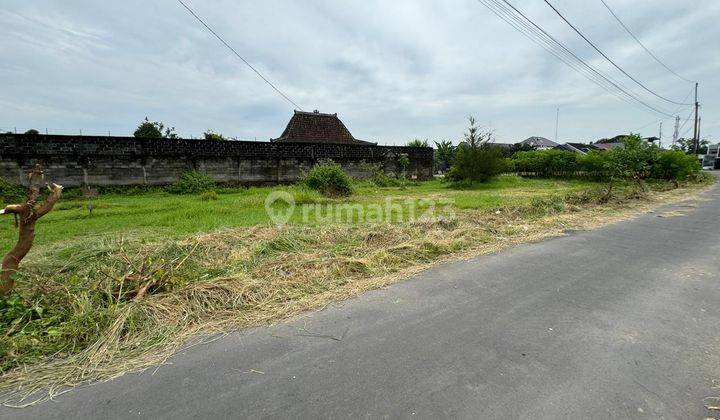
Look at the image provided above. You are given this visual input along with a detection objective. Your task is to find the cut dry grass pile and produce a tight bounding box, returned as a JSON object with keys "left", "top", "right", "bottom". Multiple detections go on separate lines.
{"left": 0, "top": 179, "right": 712, "bottom": 405}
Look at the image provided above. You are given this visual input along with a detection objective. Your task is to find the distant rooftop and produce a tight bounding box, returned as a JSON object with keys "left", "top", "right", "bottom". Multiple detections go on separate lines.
{"left": 272, "top": 110, "right": 375, "bottom": 145}
{"left": 518, "top": 136, "right": 558, "bottom": 148}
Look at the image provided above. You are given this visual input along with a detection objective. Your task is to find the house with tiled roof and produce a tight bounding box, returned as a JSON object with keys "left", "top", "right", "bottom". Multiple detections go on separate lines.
{"left": 272, "top": 110, "right": 376, "bottom": 145}
{"left": 554, "top": 142, "right": 601, "bottom": 154}
{"left": 517, "top": 136, "right": 558, "bottom": 150}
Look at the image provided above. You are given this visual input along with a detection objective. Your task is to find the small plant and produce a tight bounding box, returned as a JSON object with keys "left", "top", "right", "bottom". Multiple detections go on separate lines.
{"left": 360, "top": 161, "right": 399, "bottom": 187}
{"left": 434, "top": 140, "right": 456, "bottom": 173}
{"left": 398, "top": 153, "right": 410, "bottom": 178}
{"left": 134, "top": 117, "right": 178, "bottom": 139}
{"left": 304, "top": 159, "right": 353, "bottom": 197}
{"left": 169, "top": 171, "right": 216, "bottom": 194}
{"left": 406, "top": 139, "right": 429, "bottom": 147}
{"left": 199, "top": 190, "right": 219, "bottom": 201}
{"left": 203, "top": 130, "right": 226, "bottom": 141}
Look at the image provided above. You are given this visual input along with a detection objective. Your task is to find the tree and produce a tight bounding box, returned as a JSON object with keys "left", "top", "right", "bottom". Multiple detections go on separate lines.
{"left": 406, "top": 139, "right": 429, "bottom": 148}
{"left": 24, "top": 129, "right": 39, "bottom": 136}
{"left": 0, "top": 165, "right": 63, "bottom": 294}
{"left": 133, "top": 117, "right": 178, "bottom": 139}
{"left": 203, "top": 130, "right": 226, "bottom": 141}
{"left": 447, "top": 116, "right": 508, "bottom": 182}
{"left": 434, "top": 140, "right": 455, "bottom": 173}
{"left": 673, "top": 137, "right": 709, "bottom": 154}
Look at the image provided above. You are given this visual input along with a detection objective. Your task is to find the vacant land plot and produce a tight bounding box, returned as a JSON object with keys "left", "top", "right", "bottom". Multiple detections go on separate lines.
{"left": 0, "top": 176, "right": 711, "bottom": 404}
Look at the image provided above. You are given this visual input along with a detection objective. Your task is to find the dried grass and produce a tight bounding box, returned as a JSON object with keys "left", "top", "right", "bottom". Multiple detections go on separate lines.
{"left": 0, "top": 181, "right": 710, "bottom": 405}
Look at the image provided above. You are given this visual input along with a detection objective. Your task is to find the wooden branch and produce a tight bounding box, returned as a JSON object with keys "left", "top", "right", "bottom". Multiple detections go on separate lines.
{"left": 0, "top": 204, "right": 26, "bottom": 215}
{"left": 35, "top": 184, "right": 63, "bottom": 218}
{"left": 0, "top": 166, "right": 62, "bottom": 295}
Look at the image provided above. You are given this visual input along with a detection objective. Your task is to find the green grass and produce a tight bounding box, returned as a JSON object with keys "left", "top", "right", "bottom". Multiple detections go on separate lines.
{"left": 0, "top": 177, "right": 596, "bottom": 249}
{"left": 1, "top": 174, "right": 708, "bottom": 404}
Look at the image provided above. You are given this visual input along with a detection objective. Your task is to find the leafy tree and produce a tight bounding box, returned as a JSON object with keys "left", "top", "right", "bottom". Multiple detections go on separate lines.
{"left": 134, "top": 117, "right": 178, "bottom": 139}
{"left": 434, "top": 140, "right": 455, "bottom": 173}
{"left": 406, "top": 139, "right": 429, "bottom": 148}
{"left": 673, "top": 137, "right": 709, "bottom": 154}
{"left": 609, "top": 133, "right": 660, "bottom": 188}
{"left": 447, "top": 116, "right": 508, "bottom": 183}
{"left": 203, "top": 130, "right": 226, "bottom": 141}
{"left": 24, "top": 129, "right": 39, "bottom": 135}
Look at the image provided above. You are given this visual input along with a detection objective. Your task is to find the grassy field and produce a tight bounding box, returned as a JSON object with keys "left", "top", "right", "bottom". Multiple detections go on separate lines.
{"left": 0, "top": 175, "right": 711, "bottom": 404}
{"left": 0, "top": 176, "right": 596, "bottom": 248}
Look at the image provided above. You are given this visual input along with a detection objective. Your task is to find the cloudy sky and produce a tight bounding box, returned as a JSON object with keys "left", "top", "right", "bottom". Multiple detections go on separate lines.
{"left": 1, "top": 0, "right": 718, "bottom": 145}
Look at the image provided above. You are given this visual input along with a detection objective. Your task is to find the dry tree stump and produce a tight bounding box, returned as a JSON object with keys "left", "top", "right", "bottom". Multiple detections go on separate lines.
{"left": 0, "top": 164, "right": 63, "bottom": 295}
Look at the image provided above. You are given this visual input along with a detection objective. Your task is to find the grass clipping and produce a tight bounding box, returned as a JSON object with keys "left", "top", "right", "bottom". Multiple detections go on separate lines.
{"left": 0, "top": 181, "right": 710, "bottom": 405}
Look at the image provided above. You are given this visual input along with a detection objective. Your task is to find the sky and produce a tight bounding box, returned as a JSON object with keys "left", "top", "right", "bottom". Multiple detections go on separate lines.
{"left": 1, "top": 0, "right": 718, "bottom": 146}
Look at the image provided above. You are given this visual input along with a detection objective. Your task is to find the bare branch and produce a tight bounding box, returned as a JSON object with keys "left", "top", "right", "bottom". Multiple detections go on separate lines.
{"left": 35, "top": 183, "right": 63, "bottom": 218}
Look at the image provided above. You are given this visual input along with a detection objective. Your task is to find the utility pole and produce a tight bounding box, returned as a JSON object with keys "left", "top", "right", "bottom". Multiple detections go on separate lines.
{"left": 554, "top": 106, "right": 559, "bottom": 144}
{"left": 672, "top": 115, "right": 680, "bottom": 146}
{"left": 658, "top": 122, "right": 662, "bottom": 148}
{"left": 698, "top": 117, "right": 702, "bottom": 152}
{"left": 693, "top": 82, "right": 699, "bottom": 154}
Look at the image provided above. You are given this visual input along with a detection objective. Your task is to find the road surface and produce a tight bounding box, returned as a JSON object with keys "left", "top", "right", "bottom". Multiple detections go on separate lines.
{"left": 4, "top": 181, "right": 720, "bottom": 419}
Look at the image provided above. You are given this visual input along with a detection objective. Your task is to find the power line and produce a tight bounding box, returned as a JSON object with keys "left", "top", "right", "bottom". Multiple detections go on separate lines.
{"left": 629, "top": 86, "right": 694, "bottom": 133}
{"left": 481, "top": 0, "right": 634, "bottom": 109}
{"left": 599, "top": 0, "right": 695, "bottom": 84}
{"left": 542, "top": 0, "right": 692, "bottom": 106}
{"left": 177, "top": 0, "right": 303, "bottom": 110}
{"left": 479, "top": 0, "right": 675, "bottom": 118}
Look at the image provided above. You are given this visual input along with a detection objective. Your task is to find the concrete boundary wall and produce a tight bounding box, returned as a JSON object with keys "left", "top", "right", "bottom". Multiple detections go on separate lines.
{"left": 0, "top": 134, "right": 434, "bottom": 187}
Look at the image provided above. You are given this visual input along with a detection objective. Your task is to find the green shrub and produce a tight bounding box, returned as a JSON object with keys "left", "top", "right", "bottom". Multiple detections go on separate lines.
{"left": 447, "top": 117, "right": 508, "bottom": 183}
{"left": 577, "top": 150, "right": 613, "bottom": 180}
{"left": 0, "top": 178, "right": 27, "bottom": 204}
{"left": 134, "top": 117, "right": 178, "bottom": 139}
{"left": 203, "top": 130, "right": 226, "bottom": 141}
{"left": 168, "top": 171, "right": 216, "bottom": 194}
{"left": 652, "top": 149, "right": 700, "bottom": 182}
{"left": 608, "top": 134, "right": 660, "bottom": 182}
{"left": 406, "top": 139, "right": 429, "bottom": 147}
{"left": 304, "top": 160, "right": 353, "bottom": 197}
{"left": 512, "top": 149, "right": 578, "bottom": 177}
{"left": 199, "top": 190, "right": 219, "bottom": 201}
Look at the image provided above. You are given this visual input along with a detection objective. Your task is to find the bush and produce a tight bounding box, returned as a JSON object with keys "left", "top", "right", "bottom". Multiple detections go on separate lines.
{"left": 304, "top": 160, "right": 353, "bottom": 197}
{"left": 512, "top": 149, "right": 578, "bottom": 177}
{"left": 447, "top": 117, "right": 509, "bottom": 183}
{"left": 168, "top": 171, "right": 216, "bottom": 194}
{"left": 406, "top": 139, "right": 429, "bottom": 147}
{"left": 577, "top": 150, "right": 613, "bottom": 180}
{"left": 0, "top": 178, "right": 27, "bottom": 204}
{"left": 203, "top": 130, "right": 226, "bottom": 141}
{"left": 608, "top": 133, "right": 660, "bottom": 183}
{"left": 652, "top": 150, "right": 700, "bottom": 182}
{"left": 134, "top": 117, "right": 178, "bottom": 139}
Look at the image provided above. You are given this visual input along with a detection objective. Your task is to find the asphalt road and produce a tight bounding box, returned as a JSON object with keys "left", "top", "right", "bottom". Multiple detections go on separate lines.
{"left": 4, "top": 181, "right": 720, "bottom": 419}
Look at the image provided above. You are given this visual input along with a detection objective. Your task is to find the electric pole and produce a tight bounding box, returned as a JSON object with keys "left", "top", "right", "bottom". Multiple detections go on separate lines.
{"left": 658, "top": 122, "right": 662, "bottom": 148}
{"left": 554, "top": 106, "right": 559, "bottom": 144}
{"left": 672, "top": 115, "right": 679, "bottom": 146}
{"left": 693, "top": 82, "right": 699, "bottom": 154}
